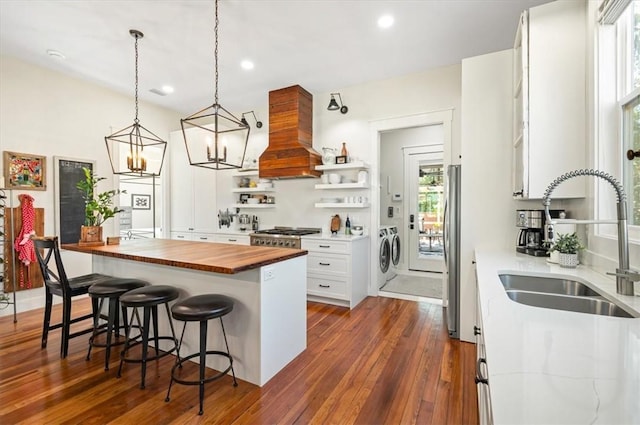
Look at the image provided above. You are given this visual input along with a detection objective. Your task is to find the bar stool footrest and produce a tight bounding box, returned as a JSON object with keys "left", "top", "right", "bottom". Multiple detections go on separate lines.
{"left": 120, "top": 336, "right": 177, "bottom": 364}
{"left": 170, "top": 351, "right": 234, "bottom": 386}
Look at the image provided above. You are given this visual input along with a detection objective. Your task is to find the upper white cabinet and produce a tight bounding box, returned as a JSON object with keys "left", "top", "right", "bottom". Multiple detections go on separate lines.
{"left": 169, "top": 130, "right": 218, "bottom": 234}
{"left": 512, "top": 1, "right": 586, "bottom": 199}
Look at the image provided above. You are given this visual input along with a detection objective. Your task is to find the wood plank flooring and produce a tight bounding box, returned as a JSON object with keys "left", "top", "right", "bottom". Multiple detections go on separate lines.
{"left": 0, "top": 296, "right": 478, "bottom": 424}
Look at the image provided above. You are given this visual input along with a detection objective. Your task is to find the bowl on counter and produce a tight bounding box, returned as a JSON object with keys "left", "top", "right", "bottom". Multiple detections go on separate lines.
{"left": 351, "top": 228, "right": 363, "bottom": 236}
{"left": 328, "top": 173, "right": 342, "bottom": 184}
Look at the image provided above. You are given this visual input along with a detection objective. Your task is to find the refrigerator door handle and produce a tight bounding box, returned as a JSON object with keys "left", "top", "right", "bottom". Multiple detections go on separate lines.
{"left": 443, "top": 198, "right": 448, "bottom": 264}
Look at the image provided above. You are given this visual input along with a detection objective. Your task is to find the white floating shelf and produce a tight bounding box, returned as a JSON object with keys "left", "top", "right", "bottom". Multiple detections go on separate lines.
{"left": 231, "top": 187, "right": 275, "bottom": 193}
{"left": 231, "top": 203, "right": 275, "bottom": 209}
{"left": 314, "top": 202, "right": 370, "bottom": 209}
{"left": 314, "top": 182, "right": 369, "bottom": 190}
{"left": 315, "top": 161, "right": 369, "bottom": 171}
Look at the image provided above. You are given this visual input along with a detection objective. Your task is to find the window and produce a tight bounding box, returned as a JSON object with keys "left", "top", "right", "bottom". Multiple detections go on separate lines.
{"left": 596, "top": 0, "right": 640, "bottom": 241}
{"left": 618, "top": 2, "right": 640, "bottom": 225}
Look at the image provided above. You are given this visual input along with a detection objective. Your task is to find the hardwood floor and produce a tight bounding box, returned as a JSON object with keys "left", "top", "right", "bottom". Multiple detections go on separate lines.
{"left": 0, "top": 296, "right": 478, "bottom": 424}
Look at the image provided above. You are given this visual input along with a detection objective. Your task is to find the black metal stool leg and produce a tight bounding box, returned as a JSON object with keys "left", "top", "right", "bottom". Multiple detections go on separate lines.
{"left": 140, "top": 306, "right": 151, "bottom": 389}
{"left": 198, "top": 319, "right": 208, "bottom": 415}
{"left": 219, "top": 317, "right": 238, "bottom": 386}
{"left": 118, "top": 306, "right": 142, "bottom": 378}
{"left": 86, "top": 297, "right": 104, "bottom": 361}
{"left": 103, "top": 296, "right": 118, "bottom": 370}
{"left": 165, "top": 322, "right": 188, "bottom": 403}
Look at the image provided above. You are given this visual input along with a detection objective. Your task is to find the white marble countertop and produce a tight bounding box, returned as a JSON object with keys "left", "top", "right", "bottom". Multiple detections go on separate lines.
{"left": 475, "top": 249, "right": 640, "bottom": 425}
{"left": 301, "top": 233, "right": 369, "bottom": 242}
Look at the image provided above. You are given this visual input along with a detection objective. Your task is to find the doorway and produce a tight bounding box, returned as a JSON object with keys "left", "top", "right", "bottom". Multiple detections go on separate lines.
{"left": 370, "top": 110, "right": 453, "bottom": 301}
{"left": 405, "top": 148, "right": 445, "bottom": 273}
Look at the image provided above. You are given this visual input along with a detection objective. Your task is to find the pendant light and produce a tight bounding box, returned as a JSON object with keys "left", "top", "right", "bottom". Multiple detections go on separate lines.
{"left": 105, "top": 30, "right": 167, "bottom": 177}
{"left": 181, "top": 0, "right": 250, "bottom": 170}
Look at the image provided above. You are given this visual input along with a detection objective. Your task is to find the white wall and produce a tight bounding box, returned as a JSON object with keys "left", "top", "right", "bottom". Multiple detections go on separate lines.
{"left": 214, "top": 66, "right": 461, "bottom": 247}
{"left": 0, "top": 55, "right": 181, "bottom": 314}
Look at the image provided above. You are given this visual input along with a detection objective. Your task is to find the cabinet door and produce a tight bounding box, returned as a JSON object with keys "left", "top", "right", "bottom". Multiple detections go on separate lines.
{"left": 193, "top": 166, "right": 217, "bottom": 233}
{"left": 527, "top": 0, "right": 585, "bottom": 199}
{"left": 169, "top": 131, "right": 194, "bottom": 232}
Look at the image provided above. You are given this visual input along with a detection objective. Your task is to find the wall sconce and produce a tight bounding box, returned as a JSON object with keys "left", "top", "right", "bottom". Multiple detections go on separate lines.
{"left": 241, "top": 111, "right": 263, "bottom": 128}
{"left": 327, "top": 93, "right": 348, "bottom": 114}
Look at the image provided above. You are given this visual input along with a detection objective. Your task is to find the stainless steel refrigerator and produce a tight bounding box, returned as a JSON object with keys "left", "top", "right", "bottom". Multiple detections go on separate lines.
{"left": 443, "top": 164, "right": 461, "bottom": 339}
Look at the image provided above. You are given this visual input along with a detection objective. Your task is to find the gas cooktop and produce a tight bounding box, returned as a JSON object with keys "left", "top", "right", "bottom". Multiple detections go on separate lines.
{"left": 252, "top": 227, "right": 321, "bottom": 236}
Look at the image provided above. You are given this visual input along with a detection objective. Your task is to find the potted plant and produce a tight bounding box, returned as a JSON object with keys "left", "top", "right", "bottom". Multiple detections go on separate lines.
{"left": 548, "top": 232, "right": 583, "bottom": 268}
{"left": 76, "top": 167, "right": 125, "bottom": 245}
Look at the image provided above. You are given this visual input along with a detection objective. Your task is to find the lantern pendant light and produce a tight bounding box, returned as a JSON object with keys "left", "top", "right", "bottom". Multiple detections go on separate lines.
{"left": 181, "top": 0, "right": 250, "bottom": 170}
{"left": 105, "top": 29, "right": 167, "bottom": 177}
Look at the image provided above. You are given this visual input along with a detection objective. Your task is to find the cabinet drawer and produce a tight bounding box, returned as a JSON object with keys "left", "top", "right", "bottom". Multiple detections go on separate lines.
{"left": 302, "top": 239, "right": 349, "bottom": 254}
{"left": 307, "top": 276, "right": 348, "bottom": 299}
{"left": 307, "top": 253, "right": 348, "bottom": 275}
{"left": 170, "top": 232, "right": 193, "bottom": 241}
{"left": 213, "top": 234, "right": 250, "bottom": 245}
{"left": 193, "top": 233, "right": 216, "bottom": 243}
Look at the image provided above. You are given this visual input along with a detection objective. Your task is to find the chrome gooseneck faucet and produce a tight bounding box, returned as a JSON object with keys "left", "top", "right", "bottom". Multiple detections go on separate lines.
{"left": 542, "top": 169, "right": 638, "bottom": 296}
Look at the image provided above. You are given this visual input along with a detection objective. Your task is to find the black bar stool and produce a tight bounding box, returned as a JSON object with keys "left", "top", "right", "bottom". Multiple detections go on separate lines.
{"left": 165, "top": 294, "right": 237, "bottom": 415}
{"left": 86, "top": 278, "right": 150, "bottom": 370}
{"left": 33, "top": 236, "right": 131, "bottom": 359}
{"left": 117, "top": 285, "right": 179, "bottom": 389}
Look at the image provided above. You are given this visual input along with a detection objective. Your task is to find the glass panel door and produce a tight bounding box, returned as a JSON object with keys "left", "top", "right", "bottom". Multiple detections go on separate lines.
{"left": 407, "top": 152, "right": 444, "bottom": 272}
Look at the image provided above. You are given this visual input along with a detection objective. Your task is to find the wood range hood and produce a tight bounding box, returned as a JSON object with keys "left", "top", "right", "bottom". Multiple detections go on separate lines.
{"left": 259, "top": 85, "right": 322, "bottom": 179}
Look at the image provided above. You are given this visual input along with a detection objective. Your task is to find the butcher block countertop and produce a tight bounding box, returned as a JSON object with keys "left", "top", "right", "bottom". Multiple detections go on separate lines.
{"left": 62, "top": 238, "right": 308, "bottom": 274}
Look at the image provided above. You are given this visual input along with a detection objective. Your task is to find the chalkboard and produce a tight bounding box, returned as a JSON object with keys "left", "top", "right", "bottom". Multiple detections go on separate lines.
{"left": 54, "top": 157, "right": 95, "bottom": 244}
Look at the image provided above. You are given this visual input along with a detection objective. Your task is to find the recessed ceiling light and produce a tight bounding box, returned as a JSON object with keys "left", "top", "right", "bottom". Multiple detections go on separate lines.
{"left": 377, "top": 15, "right": 394, "bottom": 29}
{"left": 241, "top": 60, "right": 254, "bottom": 70}
{"left": 46, "top": 49, "right": 66, "bottom": 59}
{"left": 161, "top": 85, "right": 174, "bottom": 94}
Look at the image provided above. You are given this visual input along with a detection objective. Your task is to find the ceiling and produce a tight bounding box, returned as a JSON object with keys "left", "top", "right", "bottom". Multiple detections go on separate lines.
{"left": 0, "top": 0, "right": 553, "bottom": 115}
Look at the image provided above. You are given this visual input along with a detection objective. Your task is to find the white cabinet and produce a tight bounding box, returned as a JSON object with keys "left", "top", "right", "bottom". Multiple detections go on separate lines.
{"left": 314, "top": 162, "right": 370, "bottom": 208}
{"left": 169, "top": 130, "right": 218, "bottom": 234}
{"left": 213, "top": 233, "right": 250, "bottom": 245}
{"left": 302, "top": 236, "right": 369, "bottom": 309}
{"left": 512, "top": 1, "right": 586, "bottom": 199}
{"left": 475, "top": 264, "right": 493, "bottom": 425}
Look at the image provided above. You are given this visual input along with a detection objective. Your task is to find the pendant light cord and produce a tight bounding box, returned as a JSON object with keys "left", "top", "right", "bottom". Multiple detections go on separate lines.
{"left": 214, "top": 0, "right": 219, "bottom": 105}
{"left": 134, "top": 32, "right": 139, "bottom": 123}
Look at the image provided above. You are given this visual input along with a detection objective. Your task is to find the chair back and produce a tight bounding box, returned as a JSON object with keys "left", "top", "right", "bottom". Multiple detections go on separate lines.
{"left": 33, "top": 236, "right": 71, "bottom": 296}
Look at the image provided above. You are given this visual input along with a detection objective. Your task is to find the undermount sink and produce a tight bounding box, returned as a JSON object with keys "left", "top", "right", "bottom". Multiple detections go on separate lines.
{"left": 499, "top": 273, "right": 600, "bottom": 296}
{"left": 499, "top": 273, "right": 637, "bottom": 318}
{"left": 504, "top": 290, "right": 635, "bottom": 318}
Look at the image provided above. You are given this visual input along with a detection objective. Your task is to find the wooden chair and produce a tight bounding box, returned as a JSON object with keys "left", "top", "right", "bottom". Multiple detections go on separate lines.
{"left": 33, "top": 236, "right": 117, "bottom": 358}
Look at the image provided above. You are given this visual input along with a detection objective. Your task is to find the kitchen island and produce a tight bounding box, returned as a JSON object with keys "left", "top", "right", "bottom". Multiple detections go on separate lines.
{"left": 475, "top": 250, "right": 640, "bottom": 424}
{"left": 63, "top": 238, "right": 308, "bottom": 386}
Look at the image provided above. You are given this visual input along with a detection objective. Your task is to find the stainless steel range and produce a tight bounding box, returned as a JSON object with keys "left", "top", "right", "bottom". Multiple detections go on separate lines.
{"left": 250, "top": 227, "right": 320, "bottom": 249}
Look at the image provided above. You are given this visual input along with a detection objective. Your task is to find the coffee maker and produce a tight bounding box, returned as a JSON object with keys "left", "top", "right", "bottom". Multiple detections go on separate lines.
{"left": 516, "top": 209, "right": 564, "bottom": 256}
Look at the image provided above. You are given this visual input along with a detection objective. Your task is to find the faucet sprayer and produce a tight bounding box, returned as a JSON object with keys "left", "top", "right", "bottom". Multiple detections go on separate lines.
{"left": 542, "top": 169, "right": 637, "bottom": 296}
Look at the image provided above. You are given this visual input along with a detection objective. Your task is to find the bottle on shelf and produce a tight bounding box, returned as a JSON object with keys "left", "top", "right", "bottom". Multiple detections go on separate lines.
{"left": 345, "top": 215, "right": 351, "bottom": 235}
{"left": 341, "top": 142, "right": 348, "bottom": 158}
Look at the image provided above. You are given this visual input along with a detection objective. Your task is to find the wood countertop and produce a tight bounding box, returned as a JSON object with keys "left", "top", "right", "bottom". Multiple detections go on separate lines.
{"left": 62, "top": 238, "right": 308, "bottom": 275}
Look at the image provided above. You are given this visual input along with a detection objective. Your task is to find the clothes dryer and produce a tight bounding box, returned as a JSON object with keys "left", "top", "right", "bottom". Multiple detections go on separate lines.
{"left": 377, "top": 227, "right": 391, "bottom": 288}
{"left": 387, "top": 226, "right": 400, "bottom": 281}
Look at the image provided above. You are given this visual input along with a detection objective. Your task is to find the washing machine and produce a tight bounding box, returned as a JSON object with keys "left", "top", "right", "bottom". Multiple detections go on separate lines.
{"left": 387, "top": 226, "right": 400, "bottom": 281}
{"left": 378, "top": 227, "right": 391, "bottom": 288}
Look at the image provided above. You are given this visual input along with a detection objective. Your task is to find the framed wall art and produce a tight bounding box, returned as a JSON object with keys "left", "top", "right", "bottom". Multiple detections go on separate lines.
{"left": 132, "top": 193, "right": 151, "bottom": 210}
{"left": 3, "top": 151, "right": 46, "bottom": 190}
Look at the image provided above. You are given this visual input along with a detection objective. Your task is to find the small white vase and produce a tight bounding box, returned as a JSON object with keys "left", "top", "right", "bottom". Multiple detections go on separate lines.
{"left": 558, "top": 252, "right": 579, "bottom": 268}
